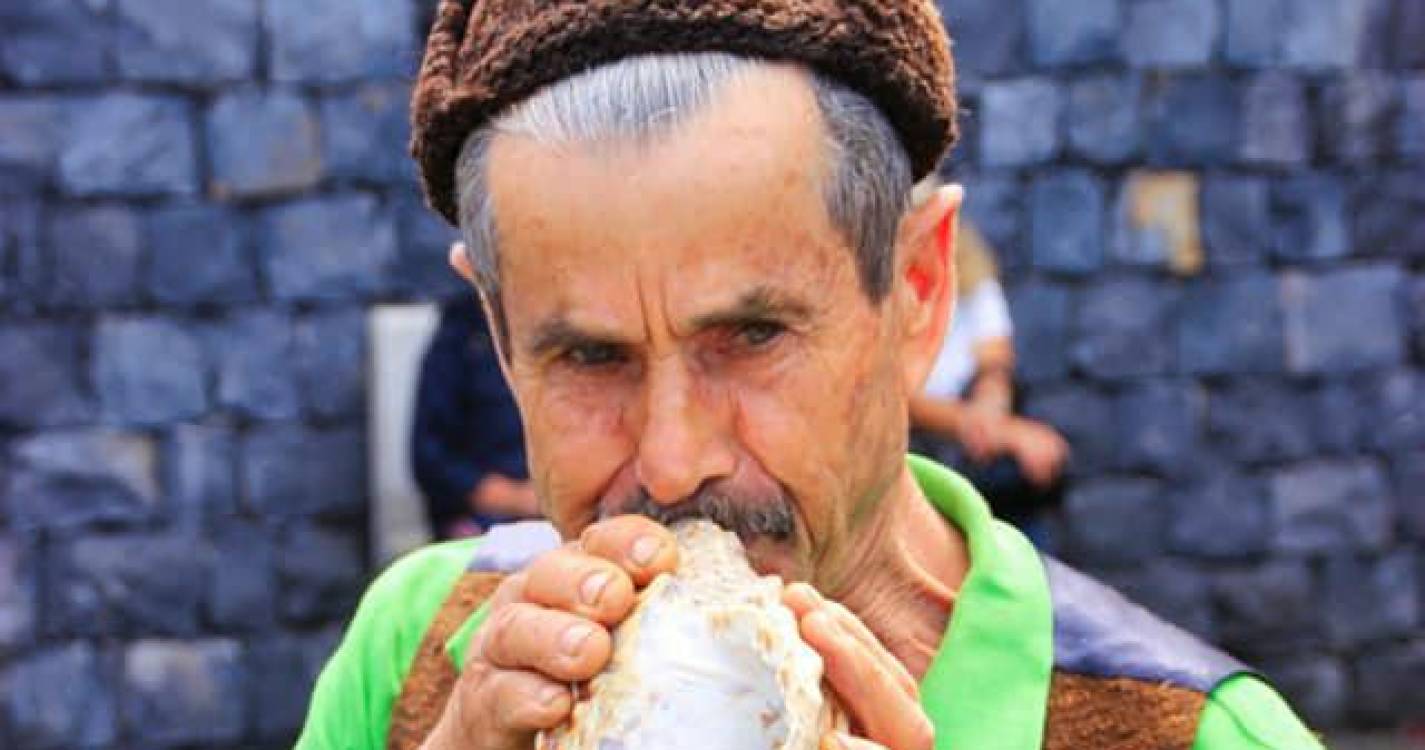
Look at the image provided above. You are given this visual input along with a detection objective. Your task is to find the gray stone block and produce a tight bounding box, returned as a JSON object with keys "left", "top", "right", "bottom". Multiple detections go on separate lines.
{"left": 1401, "top": 78, "right": 1425, "bottom": 160}
{"left": 1320, "top": 74, "right": 1398, "bottom": 165}
{"left": 980, "top": 79, "right": 1061, "bottom": 168}
{"left": 1123, "top": 0, "right": 1219, "bottom": 69}
{"left": 1352, "top": 171, "right": 1425, "bottom": 260}
{"left": 49, "top": 534, "right": 206, "bottom": 637}
{"left": 934, "top": 0, "right": 1024, "bottom": 82}
{"left": 1066, "top": 75, "right": 1141, "bottom": 164}
{"left": 1027, "top": 0, "right": 1119, "bottom": 67}
{"left": 1006, "top": 280, "right": 1069, "bottom": 383}
{"left": 94, "top": 316, "right": 209, "bottom": 425}
{"left": 122, "top": 639, "right": 245, "bottom": 746}
{"left": 4, "top": 429, "right": 159, "bottom": 532}
{"left": 164, "top": 424, "right": 237, "bottom": 524}
{"left": 264, "top": 0, "right": 416, "bottom": 83}
{"left": 0, "top": 201, "right": 43, "bottom": 310}
{"left": 1205, "top": 380, "right": 1313, "bottom": 465}
{"left": 249, "top": 628, "right": 339, "bottom": 739}
{"left": 1223, "top": 0, "right": 1282, "bottom": 67}
{"left": 0, "top": 0, "right": 113, "bottom": 85}
{"left": 392, "top": 191, "right": 468, "bottom": 299}
{"left": 44, "top": 204, "right": 144, "bottom": 309}
{"left": 277, "top": 524, "right": 364, "bottom": 623}
{"left": 1398, "top": 1, "right": 1425, "bottom": 68}
{"left": 1323, "top": 552, "right": 1418, "bottom": 649}
{"left": 1280, "top": 0, "right": 1368, "bottom": 71}
{"left": 240, "top": 425, "right": 365, "bottom": 519}
{"left": 1214, "top": 561, "right": 1319, "bottom": 656}
{"left": 4, "top": 643, "right": 117, "bottom": 749}
{"left": 958, "top": 174, "right": 1025, "bottom": 271}
{"left": 145, "top": 204, "right": 258, "bottom": 305}
{"left": 0, "top": 538, "right": 35, "bottom": 656}
{"left": 1410, "top": 274, "right": 1425, "bottom": 361}
{"left": 1200, "top": 175, "right": 1272, "bottom": 267}
{"left": 1113, "top": 381, "right": 1201, "bottom": 477}
{"left": 1167, "top": 471, "right": 1270, "bottom": 560}
{"left": 1178, "top": 274, "right": 1284, "bottom": 374}
{"left": 1030, "top": 170, "right": 1104, "bottom": 275}
{"left": 1100, "top": 560, "right": 1214, "bottom": 641}
{"left": 207, "top": 89, "right": 322, "bottom": 200}
{"left": 321, "top": 83, "right": 414, "bottom": 184}
{"left": 1072, "top": 278, "right": 1174, "bottom": 379}
{"left": 1021, "top": 385, "right": 1115, "bottom": 475}
{"left": 58, "top": 94, "right": 197, "bottom": 197}
{"left": 1257, "top": 655, "right": 1347, "bottom": 728}
{"left": 1240, "top": 73, "right": 1310, "bottom": 168}
{"left": 258, "top": 194, "right": 397, "bottom": 301}
{"left": 1352, "top": 640, "right": 1425, "bottom": 726}
{"left": 1369, "top": 370, "right": 1425, "bottom": 453}
{"left": 1271, "top": 460, "right": 1393, "bottom": 554}
{"left": 209, "top": 520, "right": 274, "bottom": 630}
{"left": 1272, "top": 174, "right": 1348, "bottom": 263}
{"left": 1062, "top": 478, "right": 1165, "bottom": 566}
{"left": 1281, "top": 267, "right": 1404, "bottom": 374}
{"left": 1144, "top": 76, "right": 1238, "bottom": 166}
{"left": 295, "top": 308, "right": 367, "bottom": 420}
{"left": 0, "top": 323, "right": 93, "bottom": 429}
{"left": 116, "top": 0, "right": 258, "bottom": 83}
{"left": 0, "top": 98, "right": 69, "bottom": 194}
{"left": 1311, "top": 381, "right": 1368, "bottom": 456}
{"left": 204, "top": 310, "right": 301, "bottom": 421}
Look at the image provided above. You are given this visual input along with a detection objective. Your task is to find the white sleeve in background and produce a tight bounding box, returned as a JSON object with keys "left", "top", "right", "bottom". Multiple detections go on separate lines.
{"left": 921, "top": 280, "right": 1014, "bottom": 399}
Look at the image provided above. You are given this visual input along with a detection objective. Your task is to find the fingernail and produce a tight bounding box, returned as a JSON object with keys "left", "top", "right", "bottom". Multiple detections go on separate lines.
{"left": 539, "top": 684, "right": 566, "bottom": 706}
{"left": 561, "top": 624, "right": 594, "bottom": 656}
{"left": 580, "top": 571, "right": 611, "bottom": 606}
{"left": 630, "top": 535, "right": 661, "bottom": 567}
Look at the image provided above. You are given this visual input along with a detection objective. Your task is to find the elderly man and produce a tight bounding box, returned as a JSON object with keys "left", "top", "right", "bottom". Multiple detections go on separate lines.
{"left": 299, "top": 2, "right": 1320, "bottom": 749}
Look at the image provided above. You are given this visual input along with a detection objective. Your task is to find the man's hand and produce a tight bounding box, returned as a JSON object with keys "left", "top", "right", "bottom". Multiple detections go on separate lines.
{"left": 470, "top": 473, "right": 542, "bottom": 518}
{"left": 1003, "top": 418, "right": 1069, "bottom": 489}
{"left": 783, "top": 584, "right": 934, "bottom": 750}
{"left": 955, "top": 404, "right": 1010, "bottom": 465}
{"left": 419, "top": 516, "right": 679, "bottom": 750}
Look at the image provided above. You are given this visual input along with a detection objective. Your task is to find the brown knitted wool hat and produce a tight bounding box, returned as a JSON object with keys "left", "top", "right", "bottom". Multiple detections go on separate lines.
{"left": 411, "top": 0, "right": 958, "bottom": 225}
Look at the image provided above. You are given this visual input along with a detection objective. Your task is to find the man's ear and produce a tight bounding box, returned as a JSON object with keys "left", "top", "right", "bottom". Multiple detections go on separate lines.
{"left": 897, "top": 184, "right": 963, "bottom": 394}
{"left": 450, "top": 242, "right": 517, "bottom": 383}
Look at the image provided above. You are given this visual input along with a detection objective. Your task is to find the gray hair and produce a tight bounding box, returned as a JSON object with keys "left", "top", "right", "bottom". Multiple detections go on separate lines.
{"left": 454, "top": 53, "right": 913, "bottom": 334}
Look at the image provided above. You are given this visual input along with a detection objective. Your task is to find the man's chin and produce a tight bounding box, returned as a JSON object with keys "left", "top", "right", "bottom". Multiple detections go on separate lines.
{"left": 742, "top": 536, "right": 802, "bottom": 582}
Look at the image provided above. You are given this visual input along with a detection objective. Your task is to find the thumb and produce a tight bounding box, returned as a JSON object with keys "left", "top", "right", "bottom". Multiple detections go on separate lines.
{"left": 822, "top": 731, "right": 889, "bottom": 750}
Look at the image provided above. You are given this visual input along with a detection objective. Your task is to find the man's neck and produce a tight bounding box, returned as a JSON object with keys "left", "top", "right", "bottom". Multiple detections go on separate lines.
{"left": 828, "top": 468, "right": 969, "bottom": 680}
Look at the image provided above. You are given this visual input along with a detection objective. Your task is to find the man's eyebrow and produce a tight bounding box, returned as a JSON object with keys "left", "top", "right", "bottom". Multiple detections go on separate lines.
{"left": 525, "top": 318, "right": 606, "bottom": 358}
{"left": 689, "top": 286, "right": 814, "bottom": 330}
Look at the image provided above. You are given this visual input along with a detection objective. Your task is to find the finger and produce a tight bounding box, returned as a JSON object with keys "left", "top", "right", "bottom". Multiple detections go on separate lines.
{"left": 579, "top": 515, "right": 679, "bottom": 586}
{"left": 474, "top": 667, "right": 573, "bottom": 735}
{"left": 523, "top": 546, "right": 637, "bottom": 625}
{"left": 480, "top": 602, "right": 611, "bottom": 682}
{"left": 817, "top": 600, "right": 919, "bottom": 698}
{"left": 803, "top": 610, "right": 933, "bottom": 750}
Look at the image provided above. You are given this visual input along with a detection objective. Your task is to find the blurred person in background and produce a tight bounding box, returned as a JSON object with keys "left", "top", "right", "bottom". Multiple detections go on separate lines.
{"left": 412, "top": 291, "right": 539, "bottom": 539}
{"left": 909, "top": 213, "right": 1068, "bottom": 546}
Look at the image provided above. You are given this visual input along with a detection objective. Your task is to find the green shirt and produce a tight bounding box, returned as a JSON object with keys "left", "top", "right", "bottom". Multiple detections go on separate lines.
{"left": 297, "top": 456, "right": 1321, "bottom": 750}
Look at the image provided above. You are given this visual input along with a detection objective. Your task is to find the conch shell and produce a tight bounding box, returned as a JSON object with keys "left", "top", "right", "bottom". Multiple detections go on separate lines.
{"left": 539, "top": 520, "right": 835, "bottom": 750}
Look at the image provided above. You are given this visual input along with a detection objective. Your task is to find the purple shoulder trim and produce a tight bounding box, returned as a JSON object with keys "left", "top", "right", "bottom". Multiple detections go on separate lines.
{"left": 467, "top": 521, "right": 562, "bottom": 573}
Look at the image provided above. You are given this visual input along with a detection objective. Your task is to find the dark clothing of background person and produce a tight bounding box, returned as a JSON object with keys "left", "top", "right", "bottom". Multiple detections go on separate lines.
{"left": 411, "top": 295, "right": 531, "bottom": 538}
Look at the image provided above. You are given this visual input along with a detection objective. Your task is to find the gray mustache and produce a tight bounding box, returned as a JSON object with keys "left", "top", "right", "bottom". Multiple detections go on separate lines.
{"left": 611, "top": 485, "right": 796, "bottom": 542}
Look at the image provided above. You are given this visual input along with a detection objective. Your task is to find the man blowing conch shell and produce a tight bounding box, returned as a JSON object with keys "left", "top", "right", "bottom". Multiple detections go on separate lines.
{"left": 297, "top": 1, "right": 1322, "bottom": 748}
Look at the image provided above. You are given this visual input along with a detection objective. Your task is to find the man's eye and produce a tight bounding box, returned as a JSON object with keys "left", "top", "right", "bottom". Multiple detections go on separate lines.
{"left": 565, "top": 342, "right": 624, "bottom": 367}
{"left": 736, "top": 321, "right": 785, "bottom": 347}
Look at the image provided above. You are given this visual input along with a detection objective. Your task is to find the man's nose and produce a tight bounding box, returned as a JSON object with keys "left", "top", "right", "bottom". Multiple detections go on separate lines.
{"left": 634, "top": 359, "right": 735, "bottom": 504}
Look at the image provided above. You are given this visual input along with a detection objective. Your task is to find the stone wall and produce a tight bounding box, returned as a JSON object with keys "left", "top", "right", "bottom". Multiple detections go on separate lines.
{"left": 942, "top": 0, "right": 1425, "bottom": 729}
{"left": 0, "top": 1, "right": 460, "bottom": 747}
{"left": 0, "top": 0, "right": 1421, "bottom": 747}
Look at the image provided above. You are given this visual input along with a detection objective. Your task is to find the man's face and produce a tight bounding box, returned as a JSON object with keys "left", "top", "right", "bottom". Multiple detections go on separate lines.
{"left": 482, "top": 67, "right": 925, "bottom": 590}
